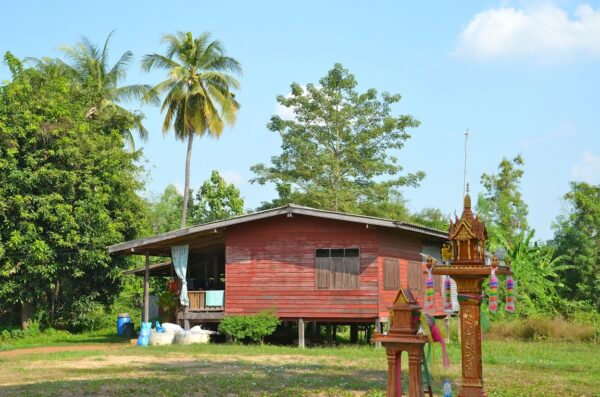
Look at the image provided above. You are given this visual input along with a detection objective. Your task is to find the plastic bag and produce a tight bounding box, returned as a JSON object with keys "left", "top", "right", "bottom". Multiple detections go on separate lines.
{"left": 155, "top": 320, "right": 165, "bottom": 333}
{"left": 137, "top": 321, "right": 152, "bottom": 346}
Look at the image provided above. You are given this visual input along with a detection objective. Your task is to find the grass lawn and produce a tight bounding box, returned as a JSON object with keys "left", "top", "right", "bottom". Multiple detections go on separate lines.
{"left": 0, "top": 338, "right": 599, "bottom": 396}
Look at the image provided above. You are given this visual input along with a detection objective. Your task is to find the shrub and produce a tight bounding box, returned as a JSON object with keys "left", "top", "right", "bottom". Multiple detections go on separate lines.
{"left": 219, "top": 309, "right": 281, "bottom": 344}
{"left": 64, "top": 299, "right": 112, "bottom": 332}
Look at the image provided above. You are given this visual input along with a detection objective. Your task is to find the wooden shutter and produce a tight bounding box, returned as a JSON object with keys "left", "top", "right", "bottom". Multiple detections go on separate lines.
{"left": 408, "top": 261, "right": 423, "bottom": 294}
{"left": 344, "top": 249, "right": 360, "bottom": 289}
{"left": 330, "top": 249, "right": 345, "bottom": 289}
{"left": 383, "top": 258, "right": 400, "bottom": 290}
{"left": 316, "top": 249, "right": 330, "bottom": 289}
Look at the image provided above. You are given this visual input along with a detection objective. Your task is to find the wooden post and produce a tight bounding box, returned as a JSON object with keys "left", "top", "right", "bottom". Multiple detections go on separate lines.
{"left": 374, "top": 318, "right": 382, "bottom": 348}
{"left": 350, "top": 324, "right": 358, "bottom": 344}
{"left": 325, "top": 323, "right": 333, "bottom": 344}
{"left": 444, "top": 315, "right": 451, "bottom": 343}
{"left": 143, "top": 253, "right": 150, "bottom": 323}
{"left": 408, "top": 348, "right": 425, "bottom": 397}
{"left": 311, "top": 321, "right": 317, "bottom": 336}
{"left": 332, "top": 324, "right": 337, "bottom": 344}
{"left": 183, "top": 306, "right": 190, "bottom": 330}
{"left": 298, "top": 318, "right": 305, "bottom": 348}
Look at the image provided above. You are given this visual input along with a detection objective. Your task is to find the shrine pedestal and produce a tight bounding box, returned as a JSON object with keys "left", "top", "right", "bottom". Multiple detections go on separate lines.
{"left": 373, "top": 335, "right": 428, "bottom": 397}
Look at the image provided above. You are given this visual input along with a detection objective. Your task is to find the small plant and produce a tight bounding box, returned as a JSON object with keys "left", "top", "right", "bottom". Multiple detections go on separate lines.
{"left": 219, "top": 308, "right": 280, "bottom": 344}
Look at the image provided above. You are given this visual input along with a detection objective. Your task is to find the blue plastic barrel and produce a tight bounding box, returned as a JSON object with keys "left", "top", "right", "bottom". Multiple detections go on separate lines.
{"left": 117, "top": 313, "right": 131, "bottom": 336}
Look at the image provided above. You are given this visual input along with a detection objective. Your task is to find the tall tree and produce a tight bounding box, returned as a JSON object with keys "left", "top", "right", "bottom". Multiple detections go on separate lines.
{"left": 0, "top": 53, "right": 145, "bottom": 329}
{"left": 29, "top": 32, "right": 154, "bottom": 150}
{"left": 251, "top": 64, "right": 424, "bottom": 213}
{"left": 191, "top": 170, "right": 244, "bottom": 223}
{"left": 411, "top": 207, "right": 450, "bottom": 231}
{"left": 477, "top": 155, "right": 529, "bottom": 247}
{"left": 142, "top": 32, "right": 242, "bottom": 228}
{"left": 146, "top": 184, "right": 184, "bottom": 234}
{"left": 552, "top": 182, "right": 600, "bottom": 311}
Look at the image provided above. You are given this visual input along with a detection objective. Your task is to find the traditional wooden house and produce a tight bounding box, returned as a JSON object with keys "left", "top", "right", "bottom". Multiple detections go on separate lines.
{"left": 109, "top": 204, "right": 447, "bottom": 345}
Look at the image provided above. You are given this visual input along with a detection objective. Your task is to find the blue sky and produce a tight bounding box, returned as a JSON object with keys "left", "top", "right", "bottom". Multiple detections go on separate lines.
{"left": 1, "top": 1, "right": 599, "bottom": 240}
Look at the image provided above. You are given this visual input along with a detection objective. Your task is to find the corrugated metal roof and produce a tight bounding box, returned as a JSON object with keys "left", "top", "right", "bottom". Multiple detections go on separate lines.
{"left": 108, "top": 203, "right": 448, "bottom": 256}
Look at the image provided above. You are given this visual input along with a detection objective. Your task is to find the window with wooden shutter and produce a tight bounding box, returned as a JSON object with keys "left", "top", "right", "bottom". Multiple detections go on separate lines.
{"left": 383, "top": 258, "right": 400, "bottom": 290}
{"left": 316, "top": 249, "right": 330, "bottom": 289}
{"left": 315, "top": 248, "right": 360, "bottom": 289}
{"left": 408, "top": 261, "right": 423, "bottom": 295}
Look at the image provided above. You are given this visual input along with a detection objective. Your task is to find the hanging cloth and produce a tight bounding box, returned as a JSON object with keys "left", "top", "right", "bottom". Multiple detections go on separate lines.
{"left": 489, "top": 267, "right": 498, "bottom": 313}
{"left": 171, "top": 244, "right": 190, "bottom": 306}
{"left": 505, "top": 275, "right": 516, "bottom": 313}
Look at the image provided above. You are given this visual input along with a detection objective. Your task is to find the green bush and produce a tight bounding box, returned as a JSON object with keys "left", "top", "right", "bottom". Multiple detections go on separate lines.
{"left": 0, "top": 321, "right": 42, "bottom": 342}
{"left": 64, "top": 299, "right": 112, "bottom": 332}
{"left": 219, "top": 309, "right": 281, "bottom": 344}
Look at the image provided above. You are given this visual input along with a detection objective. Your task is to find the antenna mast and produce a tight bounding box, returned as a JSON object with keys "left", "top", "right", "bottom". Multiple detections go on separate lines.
{"left": 463, "top": 129, "right": 469, "bottom": 198}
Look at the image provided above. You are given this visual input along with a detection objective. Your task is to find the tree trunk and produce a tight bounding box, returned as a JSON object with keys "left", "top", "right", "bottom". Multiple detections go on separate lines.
{"left": 21, "top": 301, "right": 34, "bottom": 330}
{"left": 51, "top": 277, "right": 60, "bottom": 326}
{"left": 181, "top": 132, "right": 194, "bottom": 228}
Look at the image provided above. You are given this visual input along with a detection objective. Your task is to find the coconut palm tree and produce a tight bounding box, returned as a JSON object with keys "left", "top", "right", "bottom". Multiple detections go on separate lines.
{"left": 142, "top": 31, "right": 241, "bottom": 228}
{"left": 29, "top": 32, "right": 155, "bottom": 150}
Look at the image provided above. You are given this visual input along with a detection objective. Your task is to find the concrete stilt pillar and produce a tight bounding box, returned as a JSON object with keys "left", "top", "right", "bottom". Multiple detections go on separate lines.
{"left": 298, "top": 318, "right": 305, "bottom": 348}
{"left": 374, "top": 317, "right": 382, "bottom": 348}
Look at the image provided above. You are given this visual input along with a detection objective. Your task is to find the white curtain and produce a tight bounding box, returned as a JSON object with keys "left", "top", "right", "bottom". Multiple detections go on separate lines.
{"left": 171, "top": 244, "right": 189, "bottom": 306}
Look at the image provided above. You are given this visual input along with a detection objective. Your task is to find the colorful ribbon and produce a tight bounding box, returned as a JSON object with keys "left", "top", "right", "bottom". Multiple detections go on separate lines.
{"left": 424, "top": 265, "right": 435, "bottom": 313}
{"left": 489, "top": 267, "right": 498, "bottom": 313}
{"left": 506, "top": 275, "right": 516, "bottom": 313}
{"left": 443, "top": 276, "right": 453, "bottom": 312}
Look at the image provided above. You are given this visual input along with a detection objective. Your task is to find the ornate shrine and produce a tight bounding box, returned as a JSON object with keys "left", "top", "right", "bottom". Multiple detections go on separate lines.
{"left": 432, "top": 193, "right": 512, "bottom": 397}
{"left": 373, "top": 288, "right": 428, "bottom": 397}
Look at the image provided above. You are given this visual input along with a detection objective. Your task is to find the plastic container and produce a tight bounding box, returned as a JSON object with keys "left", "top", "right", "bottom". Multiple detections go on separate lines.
{"left": 150, "top": 330, "right": 175, "bottom": 346}
{"left": 443, "top": 379, "right": 452, "bottom": 397}
{"left": 117, "top": 313, "right": 131, "bottom": 337}
{"left": 122, "top": 322, "right": 134, "bottom": 339}
{"left": 174, "top": 331, "right": 210, "bottom": 345}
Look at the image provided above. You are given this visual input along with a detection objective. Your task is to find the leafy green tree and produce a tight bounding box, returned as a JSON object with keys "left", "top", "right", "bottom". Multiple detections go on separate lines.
{"left": 142, "top": 32, "right": 242, "bottom": 228}
{"left": 28, "top": 32, "right": 154, "bottom": 150}
{"left": 552, "top": 182, "right": 600, "bottom": 311}
{"left": 411, "top": 207, "right": 450, "bottom": 231}
{"left": 191, "top": 170, "right": 244, "bottom": 223}
{"left": 477, "top": 155, "right": 529, "bottom": 247}
{"left": 251, "top": 63, "right": 424, "bottom": 213}
{"left": 147, "top": 184, "right": 184, "bottom": 234}
{"left": 499, "top": 231, "right": 567, "bottom": 316}
{"left": 0, "top": 53, "right": 145, "bottom": 329}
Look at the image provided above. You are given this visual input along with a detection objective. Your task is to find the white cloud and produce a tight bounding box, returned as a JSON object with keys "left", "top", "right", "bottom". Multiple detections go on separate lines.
{"left": 219, "top": 170, "right": 246, "bottom": 186}
{"left": 572, "top": 150, "right": 600, "bottom": 184}
{"left": 456, "top": 4, "right": 600, "bottom": 61}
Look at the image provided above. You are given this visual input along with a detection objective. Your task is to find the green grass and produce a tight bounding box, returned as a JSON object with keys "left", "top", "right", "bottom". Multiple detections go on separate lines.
{"left": 0, "top": 328, "right": 122, "bottom": 351}
{"left": 1, "top": 339, "right": 599, "bottom": 396}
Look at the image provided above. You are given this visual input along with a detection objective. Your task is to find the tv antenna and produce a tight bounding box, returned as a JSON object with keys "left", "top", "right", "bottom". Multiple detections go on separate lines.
{"left": 463, "top": 129, "right": 469, "bottom": 198}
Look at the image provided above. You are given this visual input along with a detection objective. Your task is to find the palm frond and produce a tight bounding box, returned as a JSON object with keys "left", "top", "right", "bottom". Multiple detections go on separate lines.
{"left": 141, "top": 53, "right": 181, "bottom": 72}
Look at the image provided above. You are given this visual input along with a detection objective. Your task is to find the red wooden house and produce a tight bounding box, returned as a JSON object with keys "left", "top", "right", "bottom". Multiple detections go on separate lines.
{"left": 109, "top": 204, "right": 447, "bottom": 344}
